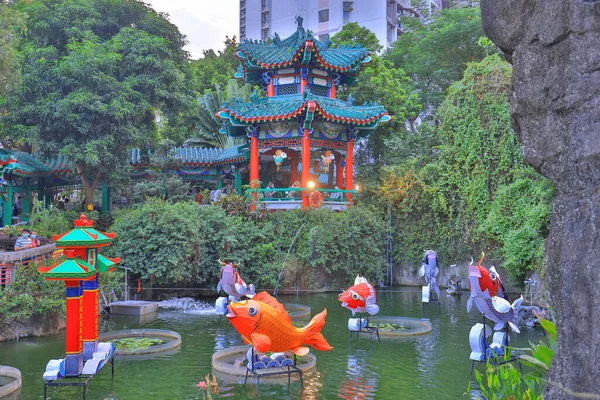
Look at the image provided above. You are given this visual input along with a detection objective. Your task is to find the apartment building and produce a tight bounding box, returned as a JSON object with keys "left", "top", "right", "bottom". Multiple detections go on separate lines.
{"left": 239, "top": 0, "right": 444, "bottom": 48}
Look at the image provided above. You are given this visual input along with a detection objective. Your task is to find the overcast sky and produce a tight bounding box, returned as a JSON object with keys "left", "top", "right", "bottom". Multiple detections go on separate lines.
{"left": 144, "top": 0, "right": 239, "bottom": 59}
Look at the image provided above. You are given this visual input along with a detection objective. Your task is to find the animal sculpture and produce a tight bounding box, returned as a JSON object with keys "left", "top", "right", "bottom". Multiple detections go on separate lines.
{"left": 467, "top": 253, "right": 523, "bottom": 333}
{"left": 226, "top": 291, "right": 333, "bottom": 355}
{"left": 338, "top": 275, "right": 379, "bottom": 316}
{"left": 419, "top": 250, "right": 440, "bottom": 300}
{"left": 216, "top": 260, "right": 256, "bottom": 301}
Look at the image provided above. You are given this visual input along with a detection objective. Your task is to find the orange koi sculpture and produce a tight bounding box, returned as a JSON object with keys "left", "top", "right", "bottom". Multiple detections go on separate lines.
{"left": 226, "top": 291, "right": 333, "bottom": 355}
{"left": 338, "top": 275, "right": 379, "bottom": 316}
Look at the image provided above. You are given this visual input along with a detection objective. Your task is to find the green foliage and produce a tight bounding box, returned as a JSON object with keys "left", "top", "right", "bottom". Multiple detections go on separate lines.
{"left": 330, "top": 22, "right": 382, "bottom": 53}
{"left": 189, "top": 36, "right": 239, "bottom": 96}
{"left": 113, "top": 337, "right": 164, "bottom": 351}
{"left": 470, "top": 320, "right": 557, "bottom": 400}
{"left": 0, "top": 258, "right": 64, "bottom": 321}
{"left": 2, "top": 0, "right": 192, "bottom": 205}
{"left": 28, "top": 202, "right": 72, "bottom": 237}
{"left": 0, "top": 1, "right": 26, "bottom": 98}
{"left": 387, "top": 6, "right": 495, "bottom": 116}
{"left": 110, "top": 199, "right": 385, "bottom": 289}
{"left": 129, "top": 175, "right": 191, "bottom": 205}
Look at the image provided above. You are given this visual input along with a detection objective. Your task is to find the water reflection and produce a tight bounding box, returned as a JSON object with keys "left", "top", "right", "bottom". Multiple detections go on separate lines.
{"left": 337, "top": 350, "right": 379, "bottom": 400}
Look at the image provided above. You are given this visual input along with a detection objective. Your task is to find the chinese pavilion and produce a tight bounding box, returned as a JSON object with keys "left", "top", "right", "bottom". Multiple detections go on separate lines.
{"left": 218, "top": 17, "right": 390, "bottom": 210}
{"left": 38, "top": 214, "right": 119, "bottom": 377}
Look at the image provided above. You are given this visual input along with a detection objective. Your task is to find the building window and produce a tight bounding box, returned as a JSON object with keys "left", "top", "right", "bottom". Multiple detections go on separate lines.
{"left": 318, "top": 9, "right": 329, "bottom": 23}
{"left": 261, "top": 0, "right": 269, "bottom": 9}
{"left": 262, "top": 12, "right": 269, "bottom": 25}
{"left": 343, "top": 2, "right": 353, "bottom": 23}
{"left": 240, "top": 17, "right": 246, "bottom": 26}
{"left": 240, "top": 0, "right": 246, "bottom": 8}
{"left": 261, "top": 28, "right": 270, "bottom": 40}
{"left": 276, "top": 84, "right": 299, "bottom": 95}
{"left": 309, "top": 85, "right": 328, "bottom": 97}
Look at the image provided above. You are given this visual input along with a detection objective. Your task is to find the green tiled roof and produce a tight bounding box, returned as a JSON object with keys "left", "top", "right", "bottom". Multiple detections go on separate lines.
{"left": 41, "top": 258, "right": 97, "bottom": 280}
{"left": 237, "top": 18, "right": 370, "bottom": 84}
{"left": 129, "top": 145, "right": 248, "bottom": 167}
{"left": 0, "top": 149, "right": 53, "bottom": 177}
{"left": 220, "top": 94, "right": 387, "bottom": 125}
{"left": 97, "top": 253, "right": 120, "bottom": 273}
{"left": 54, "top": 227, "right": 114, "bottom": 247}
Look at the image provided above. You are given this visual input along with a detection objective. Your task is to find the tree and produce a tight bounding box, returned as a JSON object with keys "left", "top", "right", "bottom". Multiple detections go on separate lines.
{"left": 189, "top": 36, "right": 239, "bottom": 96}
{"left": 2, "top": 0, "right": 192, "bottom": 207}
{"left": 187, "top": 79, "right": 251, "bottom": 148}
{"left": 386, "top": 6, "right": 495, "bottom": 119}
{"left": 0, "top": 1, "right": 25, "bottom": 99}
{"left": 330, "top": 22, "right": 383, "bottom": 53}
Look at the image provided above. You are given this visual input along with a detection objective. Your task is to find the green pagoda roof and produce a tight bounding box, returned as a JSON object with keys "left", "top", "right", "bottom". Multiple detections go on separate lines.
{"left": 53, "top": 214, "right": 115, "bottom": 247}
{"left": 129, "top": 145, "right": 248, "bottom": 167}
{"left": 0, "top": 149, "right": 53, "bottom": 177}
{"left": 236, "top": 17, "right": 371, "bottom": 85}
{"left": 219, "top": 93, "right": 389, "bottom": 136}
{"left": 39, "top": 256, "right": 97, "bottom": 280}
{"left": 97, "top": 253, "right": 120, "bottom": 273}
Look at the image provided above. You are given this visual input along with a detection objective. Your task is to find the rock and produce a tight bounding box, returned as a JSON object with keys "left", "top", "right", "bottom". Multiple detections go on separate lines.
{"left": 446, "top": 273, "right": 463, "bottom": 296}
{"left": 481, "top": 1, "right": 600, "bottom": 398}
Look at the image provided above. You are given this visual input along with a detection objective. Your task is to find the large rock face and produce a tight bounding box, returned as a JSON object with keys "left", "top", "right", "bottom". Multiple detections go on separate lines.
{"left": 480, "top": 1, "right": 600, "bottom": 398}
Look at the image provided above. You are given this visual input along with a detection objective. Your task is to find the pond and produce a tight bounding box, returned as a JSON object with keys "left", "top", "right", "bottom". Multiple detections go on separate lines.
{"left": 0, "top": 287, "right": 546, "bottom": 399}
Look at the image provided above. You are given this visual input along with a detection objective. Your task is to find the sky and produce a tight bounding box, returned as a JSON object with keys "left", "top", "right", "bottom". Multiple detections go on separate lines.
{"left": 144, "top": 0, "right": 239, "bottom": 59}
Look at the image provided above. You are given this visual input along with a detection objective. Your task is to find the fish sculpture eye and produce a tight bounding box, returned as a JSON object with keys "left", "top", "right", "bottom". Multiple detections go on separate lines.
{"left": 352, "top": 293, "right": 359, "bottom": 300}
{"left": 248, "top": 307, "right": 258, "bottom": 316}
{"left": 489, "top": 272, "right": 497, "bottom": 281}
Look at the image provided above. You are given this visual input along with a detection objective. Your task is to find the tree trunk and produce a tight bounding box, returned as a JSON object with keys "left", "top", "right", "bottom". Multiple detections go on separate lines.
{"left": 75, "top": 162, "right": 102, "bottom": 210}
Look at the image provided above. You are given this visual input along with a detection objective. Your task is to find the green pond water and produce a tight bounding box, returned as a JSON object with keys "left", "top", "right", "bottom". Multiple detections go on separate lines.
{"left": 0, "top": 287, "right": 546, "bottom": 399}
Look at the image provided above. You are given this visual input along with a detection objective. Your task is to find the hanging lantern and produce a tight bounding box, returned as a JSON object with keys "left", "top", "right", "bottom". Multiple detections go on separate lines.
{"left": 273, "top": 150, "right": 287, "bottom": 171}
{"left": 321, "top": 151, "right": 335, "bottom": 173}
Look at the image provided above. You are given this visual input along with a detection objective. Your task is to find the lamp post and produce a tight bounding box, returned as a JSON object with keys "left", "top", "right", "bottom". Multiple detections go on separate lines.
{"left": 119, "top": 266, "right": 132, "bottom": 302}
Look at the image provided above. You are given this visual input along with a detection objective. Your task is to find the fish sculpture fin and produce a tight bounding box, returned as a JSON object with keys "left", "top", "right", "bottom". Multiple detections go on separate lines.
{"left": 250, "top": 333, "right": 272, "bottom": 353}
{"left": 508, "top": 321, "right": 521, "bottom": 334}
{"left": 303, "top": 309, "right": 333, "bottom": 351}
{"left": 252, "top": 291, "right": 292, "bottom": 324}
{"left": 234, "top": 282, "right": 245, "bottom": 295}
{"left": 241, "top": 335, "right": 251, "bottom": 345}
{"left": 245, "top": 284, "right": 256, "bottom": 298}
{"left": 467, "top": 296, "right": 474, "bottom": 312}
{"left": 494, "top": 321, "right": 506, "bottom": 331}
{"left": 291, "top": 346, "right": 310, "bottom": 356}
{"left": 512, "top": 295, "right": 524, "bottom": 310}
{"left": 366, "top": 304, "right": 380, "bottom": 315}
{"left": 216, "top": 282, "right": 222, "bottom": 293}
{"left": 418, "top": 265, "right": 425, "bottom": 277}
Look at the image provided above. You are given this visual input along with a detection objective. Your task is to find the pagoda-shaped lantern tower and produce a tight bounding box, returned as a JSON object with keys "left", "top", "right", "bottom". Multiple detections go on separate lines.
{"left": 218, "top": 17, "right": 390, "bottom": 210}
{"left": 39, "top": 214, "right": 120, "bottom": 377}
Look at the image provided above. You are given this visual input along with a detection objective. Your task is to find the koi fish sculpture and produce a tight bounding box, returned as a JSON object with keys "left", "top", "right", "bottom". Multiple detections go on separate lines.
{"left": 467, "top": 253, "right": 523, "bottom": 333}
{"left": 338, "top": 275, "right": 379, "bottom": 316}
{"left": 216, "top": 260, "right": 256, "bottom": 301}
{"left": 226, "top": 291, "right": 333, "bottom": 355}
{"left": 419, "top": 249, "right": 440, "bottom": 302}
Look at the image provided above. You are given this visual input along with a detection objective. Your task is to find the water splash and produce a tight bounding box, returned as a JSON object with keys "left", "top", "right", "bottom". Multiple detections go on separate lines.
{"left": 158, "top": 297, "right": 218, "bottom": 315}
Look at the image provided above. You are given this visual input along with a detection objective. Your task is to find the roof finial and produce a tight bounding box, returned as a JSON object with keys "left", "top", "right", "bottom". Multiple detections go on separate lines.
{"left": 296, "top": 16, "right": 303, "bottom": 28}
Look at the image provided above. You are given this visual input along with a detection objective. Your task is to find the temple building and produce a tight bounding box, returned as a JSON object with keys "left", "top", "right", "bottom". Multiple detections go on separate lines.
{"left": 219, "top": 17, "right": 390, "bottom": 210}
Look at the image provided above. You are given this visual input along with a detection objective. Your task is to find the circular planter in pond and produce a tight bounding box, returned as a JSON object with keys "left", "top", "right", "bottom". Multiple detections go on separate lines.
{"left": 369, "top": 316, "right": 433, "bottom": 337}
{"left": 283, "top": 303, "right": 311, "bottom": 320}
{"left": 99, "top": 329, "right": 181, "bottom": 356}
{"left": 0, "top": 365, "right": 21, "bottom": 398}
{"left": 212, "top": 345, "right": 316, "bottom": 379}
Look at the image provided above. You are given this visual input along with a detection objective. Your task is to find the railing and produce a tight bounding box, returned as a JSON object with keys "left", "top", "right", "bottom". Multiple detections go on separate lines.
{"left": 248, "top": 187, "right": 358, "bottom": 201}
{"left": 0, "top": 244, "right": 57, "bottom": 285}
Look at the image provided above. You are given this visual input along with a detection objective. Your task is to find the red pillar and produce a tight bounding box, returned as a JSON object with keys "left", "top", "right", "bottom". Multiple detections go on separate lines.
{"left": 82, "top": 274, "right": 99, "bottom": 361}
{"left": 301, "top": 129, "right": 311, "bottom": 208}
{"left": 290, "top": 152, "right": 298, "bottom": 185}
{"left": 65, "top": 280, "right": 84, "bottom": 376}
{"left": 250, "top": 134, "right": 259, "bottom": 211}
{"left": 345, "top": 138, "right": 354, "bottom": 207}
{"left": 330, "top": 83, "right": 336, "bottom": 99}
{"left": 335, "top": 154, "right": 344, "bottom": 189}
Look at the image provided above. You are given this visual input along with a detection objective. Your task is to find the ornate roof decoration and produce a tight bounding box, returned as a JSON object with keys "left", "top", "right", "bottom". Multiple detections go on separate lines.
{"left": 53, "top": 214, "right": 115, "bottom": 248}
{"left": 220, "top": 94, "right": 387, "bottom": 126}
{"left": 237, "top": 17, "right": 371, "bottom": 84}
{"left": 38, "top": 250, "right": 97, "bottom": 280}
{"left": 0, "top": 149, "right": 53, "bottom": 177}
{"left": 129, "top": 145, "right": 248, "bottom": 167}
{"left": 97, "top": 253, "right": 121, "bottom": 274}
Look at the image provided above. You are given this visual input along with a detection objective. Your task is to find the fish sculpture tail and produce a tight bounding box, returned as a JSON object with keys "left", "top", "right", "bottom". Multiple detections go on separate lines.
{"left": 303, "top": 309, "right": 333, "bottom": 351}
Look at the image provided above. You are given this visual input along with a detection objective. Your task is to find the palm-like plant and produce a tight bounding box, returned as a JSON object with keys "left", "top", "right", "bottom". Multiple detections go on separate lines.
{"left": 185, "top": 79, "right": 251, "bottom": 149}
